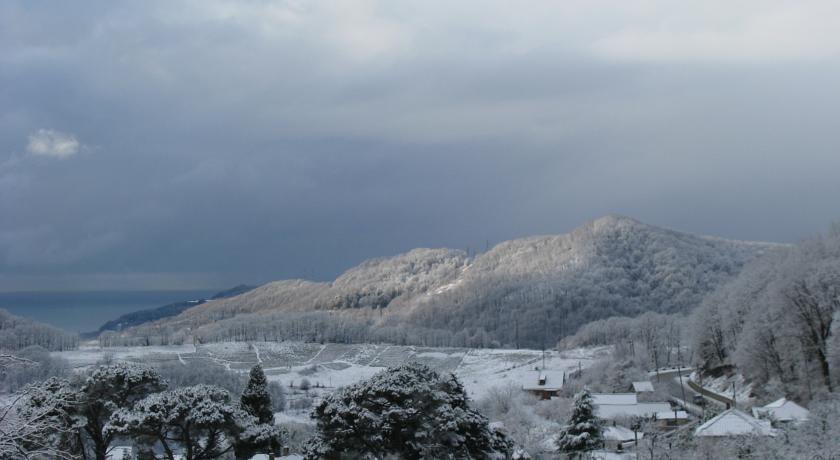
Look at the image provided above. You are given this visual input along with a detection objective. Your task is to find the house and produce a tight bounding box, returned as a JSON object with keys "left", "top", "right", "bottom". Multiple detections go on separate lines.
{"left": 106, "top": 447, "right": 132, "bottom": 460}
{"left": 603, "top": 425, "right": 644, "bottom": 450}
{"left": 752, "top": 398, "right": 809, "bottom": 424}
{"left": 655, "top": 410, "right": 689, "bottom": 428}
{"left": 522, "top": 371, "right": 563, "bottom": 399}
{"left": 694, "top": 408, "right": 776, "bottom": 437}
{"left": 632, "top": 381, "right": 655, "bottom": 393}
{"left": 591, "top": 393, "right": 672, "bottom": 420}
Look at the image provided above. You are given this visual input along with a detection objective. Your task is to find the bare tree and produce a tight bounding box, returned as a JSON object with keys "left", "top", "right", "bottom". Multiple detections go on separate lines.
{"left": 786, "top": 268, "right": 840, "bottom": 392}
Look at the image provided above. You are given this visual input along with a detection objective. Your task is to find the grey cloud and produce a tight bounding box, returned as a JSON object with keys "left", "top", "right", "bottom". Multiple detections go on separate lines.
{"left": 1, "top": 1, "right": 840, "bottom": 290}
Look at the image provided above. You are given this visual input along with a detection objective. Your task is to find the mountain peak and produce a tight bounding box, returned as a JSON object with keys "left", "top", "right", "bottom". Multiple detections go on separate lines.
{"left": 588, "top": 214, "right": 647, "bottom": 230}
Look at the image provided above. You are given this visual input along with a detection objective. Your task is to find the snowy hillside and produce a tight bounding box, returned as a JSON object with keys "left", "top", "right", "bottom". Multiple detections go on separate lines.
{"left": 54, "top": 342, "right": 606, "bottom": 401}
{"left": 115, "top": 215, "right": 777, "bottom": 348}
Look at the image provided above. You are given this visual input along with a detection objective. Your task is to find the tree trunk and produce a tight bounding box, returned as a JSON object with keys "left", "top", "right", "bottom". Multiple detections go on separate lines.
{"left": 817, "top": 349, "right": 833, "bottom": 392}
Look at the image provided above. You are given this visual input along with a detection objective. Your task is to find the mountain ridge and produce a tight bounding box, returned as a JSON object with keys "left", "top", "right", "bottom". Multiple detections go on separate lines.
{"left": 113, "top": 216, "right": 780, "bottom": 348}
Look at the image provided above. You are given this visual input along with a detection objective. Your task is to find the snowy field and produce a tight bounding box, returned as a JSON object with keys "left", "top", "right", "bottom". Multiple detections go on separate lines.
{"left": 55, "top": 342, "right": 607, "bottom": 400}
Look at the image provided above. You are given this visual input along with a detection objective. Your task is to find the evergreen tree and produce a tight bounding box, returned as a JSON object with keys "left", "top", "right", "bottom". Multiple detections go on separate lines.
{"left": 78, "top": 363, "right": 168, "bottom": 460}
{"left": 236, "top": 364, "right": 279, "bottom": 459}
{"left": 108, "top": 384, "right": 286, "bottom": 460}
{"left": 241, "top": 364, "right": 274, "bottom": 424}
{"left": 556, "top": 389, "right": 602, "bottom": 458}
{"left": 302, "top": 362, "right": 512, "bottom": 459}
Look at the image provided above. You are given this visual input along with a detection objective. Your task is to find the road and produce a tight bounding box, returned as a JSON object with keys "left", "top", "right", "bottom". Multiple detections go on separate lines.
{"left": 650, "top": 368, "right": 727, "bottom": 417}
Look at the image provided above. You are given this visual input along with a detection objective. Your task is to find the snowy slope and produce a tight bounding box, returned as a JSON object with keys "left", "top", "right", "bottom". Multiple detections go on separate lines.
{"left": 54, "top": 342, "right": 607, "bottom": 400}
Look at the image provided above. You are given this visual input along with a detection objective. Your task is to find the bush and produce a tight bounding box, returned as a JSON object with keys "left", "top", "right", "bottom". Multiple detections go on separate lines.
{"left": 299, "top": 378, "right": 311, "bottom": 391}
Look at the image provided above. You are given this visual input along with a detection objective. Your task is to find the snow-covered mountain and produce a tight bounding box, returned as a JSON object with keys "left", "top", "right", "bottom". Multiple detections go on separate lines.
{"left": 118, "top": 216, "right": 779, "bottom": 348}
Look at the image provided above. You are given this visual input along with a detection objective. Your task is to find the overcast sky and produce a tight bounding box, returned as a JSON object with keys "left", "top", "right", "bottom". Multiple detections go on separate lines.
{"left": 2, "top": 1, "right": 840, "bottom": 291}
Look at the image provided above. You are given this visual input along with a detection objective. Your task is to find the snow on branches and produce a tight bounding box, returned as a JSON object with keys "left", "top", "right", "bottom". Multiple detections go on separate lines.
{"left": 302, "top": 362, "right": 512, "bottom": 459}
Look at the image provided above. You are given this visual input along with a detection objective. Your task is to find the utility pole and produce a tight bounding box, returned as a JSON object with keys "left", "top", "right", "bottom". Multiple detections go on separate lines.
{"left": 699, "top": 369, "right": 705, "bottom": 418}
{"left": 514, "top": 318, "right": 519, "bottom": 350}
{"left": 677, "top": 364, "right": 688, "bottom": 408}
{"left": 732, "top": 382, "right": 737, "bottom": 409}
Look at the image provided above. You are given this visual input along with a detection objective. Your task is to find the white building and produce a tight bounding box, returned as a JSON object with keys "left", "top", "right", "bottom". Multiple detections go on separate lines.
{"left": 694, "top": 408, "right": 776, "bottom": 437}
{"left": 752, "top": 398, "right": 809, "bottom": 424}
{"left": 591, "top": 393, "right": 671, "bottom": 420}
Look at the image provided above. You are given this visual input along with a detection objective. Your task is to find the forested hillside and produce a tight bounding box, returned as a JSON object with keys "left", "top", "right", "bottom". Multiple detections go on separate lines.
{"left": 0, "top": 309, "right": 77, "bottom": 351}
{"left": 692, "top": 225, "right": 840, "bottom": 401}
{"left": 112, "top": 216, "right": 775, "bottom": 348}
{"left": 96, "top": 284, "right": 257, "bottom": 334}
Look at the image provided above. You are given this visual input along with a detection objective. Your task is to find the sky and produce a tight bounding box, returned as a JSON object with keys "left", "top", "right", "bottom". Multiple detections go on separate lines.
{"left": 2, "top": 0, "right": 840, "bottom": 291}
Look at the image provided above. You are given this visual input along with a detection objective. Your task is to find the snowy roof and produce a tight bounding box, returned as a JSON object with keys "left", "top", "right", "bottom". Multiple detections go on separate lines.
{"left": 632, "top": 381, "right": 655, "bottom": 392}
{"left": 595, "top": 402, "right": 672, "bottom": 419}
{"left": 522, "top": 370, "right": 565, "bottom": 391}
{"left": 603, "top": 425, "right": 643, "bottom": 441}
{"left": 591, "top": 393, "right": 638, "bottom": 405}
{"left": 250, "top": 456, "right": 303, "bottom": 460}
{"left": 694, "top": 408, "right": 776, "bottom": 437}
{"left": 106, "top": 447, "right": 132, "bottom": 460}
{"left": 590, "top": 451, "right": 641, "bottom": 460}
{"left": 656, "top": 410, "right": 689, "bottom": 420}
{"left": 752, "top": 398, "right": 809, "bottom": 422}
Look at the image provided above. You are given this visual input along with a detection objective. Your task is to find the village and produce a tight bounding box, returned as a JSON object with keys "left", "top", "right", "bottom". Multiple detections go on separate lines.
{"left": 520, "top": 364, "right": 810, "bottom": 459}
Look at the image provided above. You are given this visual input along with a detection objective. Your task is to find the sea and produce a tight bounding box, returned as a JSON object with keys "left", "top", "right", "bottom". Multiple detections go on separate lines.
{"left": 0, "top": 289, "right": 218, "bottom": 334}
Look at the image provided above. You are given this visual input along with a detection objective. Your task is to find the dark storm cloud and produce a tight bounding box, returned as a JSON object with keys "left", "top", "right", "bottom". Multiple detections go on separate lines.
{"left": 2, "top": 0, "right": 840, "bottom": 290}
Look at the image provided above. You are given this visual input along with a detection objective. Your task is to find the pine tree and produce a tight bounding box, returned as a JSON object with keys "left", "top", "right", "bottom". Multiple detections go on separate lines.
{"left": 78, "top": 363, "right": 167, "bottom": 460}
{"left": 241, "top": 364, "right": 273, "bottom": 424}
{"left": 108, "top": 384, "right": 286, "bottom": 460}
{"left": 302, "top": 362, "right": 512, "bottom": 459}
{"left": 556, "top": 389, "right": 602, "bottom": 458}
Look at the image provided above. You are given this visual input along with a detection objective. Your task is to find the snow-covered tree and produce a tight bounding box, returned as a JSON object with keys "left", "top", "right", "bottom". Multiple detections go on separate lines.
{"left": 236, "top": 364, "right": 281, "bottom": 459}
{"left": 77, "top": 362, "right": 168, "bottom": 460}
{"left": 556, "top": 389, "right": 602, "bottom": 458}
{"left": 302, "top": 362, "right": 512, "bottom": 459}
{"left": 2, "top": 375, "right": 80, "bottom": 459}
{"left": 108, "top": 384, "right": 286, "bottom": 460}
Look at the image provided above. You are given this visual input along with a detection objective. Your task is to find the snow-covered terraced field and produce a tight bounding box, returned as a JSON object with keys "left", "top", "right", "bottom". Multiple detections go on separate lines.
{"left": 55, "top": 342, "right": 608, "bottom": 400}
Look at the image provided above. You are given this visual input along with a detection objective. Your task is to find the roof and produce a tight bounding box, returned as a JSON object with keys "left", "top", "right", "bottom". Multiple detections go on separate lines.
{"left": 522, "top": 384, "right": 562, "bottom": 391}
{"left": 752, "top": 398, "right": 809, "bottom": 422}
{"left": 521, "top": 370, "right": 565, "bottom": 391}
{"left": 633, "top": 381, "right": 655, "bottom": 392}
{"left": 595, "top": 402, "right": 672, "bottom": 420}
{"left": 106, "top": 447, "right": 133, "bottom": 460}
{"left": 591, "top": 393, "right": 638, "bottom": 405}
{"left": 695, "top": 409, "right": 776, "bottom": 437}
{"left": 656, "top": 410, "right": 689, "bottom": 420}
{"left": 603, "top": 425, "right": 643, "bottom": 441}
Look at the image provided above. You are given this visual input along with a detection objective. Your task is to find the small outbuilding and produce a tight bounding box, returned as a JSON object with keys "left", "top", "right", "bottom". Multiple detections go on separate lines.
{"left": 632, "top": 381, "right": 655, "bottom": 393}
{"left": 106, "top": 447, "right": 133, "bottom": 460}
{"left": 522, "top": 372, "right": 563, "bottom": 399}
{"left": 603, "top": 425, "right": 644, "bottom": 450}
{"left": 752, "top": 398, "right": 809, "bottom": 424}
{"left": 655, "top": 410, "right": 690, "bottom": 428}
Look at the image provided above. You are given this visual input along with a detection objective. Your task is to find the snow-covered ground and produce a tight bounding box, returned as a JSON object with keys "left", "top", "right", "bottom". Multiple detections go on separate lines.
{"left": 55, "top": 342, "right": 606, "bottom": 400}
